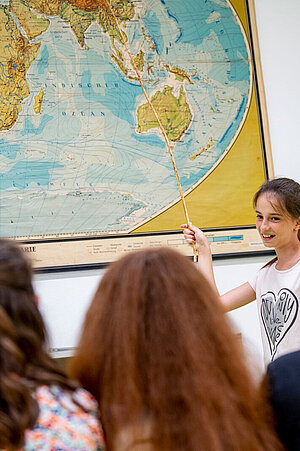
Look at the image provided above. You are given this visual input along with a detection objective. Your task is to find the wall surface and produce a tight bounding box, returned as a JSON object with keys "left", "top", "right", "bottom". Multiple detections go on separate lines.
{"left": 34, "top": 0, "right": 300, "bottom": 368}
{"left": 253, "top": 0, "right": 300, "bottom": 183}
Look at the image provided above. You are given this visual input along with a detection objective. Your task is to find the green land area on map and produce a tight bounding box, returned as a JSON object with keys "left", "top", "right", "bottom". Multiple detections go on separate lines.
{"left": 137, "top": 86, "right": 192, "bottom": 142}
{"left": 0, "top": 7, "right": 41, "bottom": 131}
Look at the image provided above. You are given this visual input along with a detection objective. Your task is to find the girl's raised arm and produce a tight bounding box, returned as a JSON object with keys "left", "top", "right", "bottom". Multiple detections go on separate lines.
{"left": 181, "top": 223, "right": 256, "bottom": 311}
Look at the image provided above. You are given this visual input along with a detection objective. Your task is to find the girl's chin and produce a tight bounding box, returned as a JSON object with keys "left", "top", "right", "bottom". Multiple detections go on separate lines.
{"left": 261, "top": 238, "right": 275, "bottom": 246}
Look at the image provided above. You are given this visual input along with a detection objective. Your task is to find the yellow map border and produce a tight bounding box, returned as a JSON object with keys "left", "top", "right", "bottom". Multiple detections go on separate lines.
{"left": 133, "top": 0, "right": 273, "bottom": 234}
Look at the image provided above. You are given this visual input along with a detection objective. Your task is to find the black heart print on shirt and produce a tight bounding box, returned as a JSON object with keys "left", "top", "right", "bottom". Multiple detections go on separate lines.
{"left": 260, "top": 288, "right": 299, "bottom": 361}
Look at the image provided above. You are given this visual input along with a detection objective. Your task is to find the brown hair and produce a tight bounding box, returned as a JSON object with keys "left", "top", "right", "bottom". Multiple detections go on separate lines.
{"left": 254, "top": 177, "right": 300, "bottom": 240}
{"left": 0, "top": 239, "right": 77, "bottom": 450}
{"left": 71, "top": 247, "right": 282, "bottom": 451}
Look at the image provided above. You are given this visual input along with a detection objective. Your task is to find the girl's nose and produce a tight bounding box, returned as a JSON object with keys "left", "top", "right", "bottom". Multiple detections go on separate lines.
{"left": 260, "top": 218, "right": 269, "bottom": 230}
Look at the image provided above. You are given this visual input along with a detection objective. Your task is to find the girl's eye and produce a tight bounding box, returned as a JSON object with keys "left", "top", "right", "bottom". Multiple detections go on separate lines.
{"left": 256, "top": 214, "right": 263, "bottom": 220}
{"left": 271, "top": 217, "right": 280, "bottom": 222}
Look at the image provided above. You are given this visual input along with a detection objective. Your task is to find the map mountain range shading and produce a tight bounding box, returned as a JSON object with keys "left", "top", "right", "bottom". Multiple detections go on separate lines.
{"left": 67, "top": 0, "right": 100, "bottom": 12}
{"left": 0, "top": 0, "right": 253, "bottom": 239}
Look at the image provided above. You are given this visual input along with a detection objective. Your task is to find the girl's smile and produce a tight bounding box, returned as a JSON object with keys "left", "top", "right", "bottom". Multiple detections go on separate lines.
{"left": 255, "top": 193, "right": 300, "bottom": 250}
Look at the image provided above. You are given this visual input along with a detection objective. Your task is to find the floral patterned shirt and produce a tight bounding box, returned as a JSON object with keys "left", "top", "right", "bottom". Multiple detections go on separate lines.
{"left": 21, "top": 385, "right": 105, "bottom": 450}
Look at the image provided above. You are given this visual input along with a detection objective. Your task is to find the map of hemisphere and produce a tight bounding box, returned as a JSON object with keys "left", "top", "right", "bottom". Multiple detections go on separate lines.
{"left": 0, "top": 0, "right": 251, "bottom": 239}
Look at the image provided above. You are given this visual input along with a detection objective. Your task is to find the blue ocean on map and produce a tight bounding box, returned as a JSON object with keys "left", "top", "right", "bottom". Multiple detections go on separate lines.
{"left": 0, "top": 0, "right": 251, "bottom": 237}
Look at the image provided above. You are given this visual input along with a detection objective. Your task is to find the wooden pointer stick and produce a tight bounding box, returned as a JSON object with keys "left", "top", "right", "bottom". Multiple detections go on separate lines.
{"left": 104, "top": 0, "right": 197, "bottom": 261}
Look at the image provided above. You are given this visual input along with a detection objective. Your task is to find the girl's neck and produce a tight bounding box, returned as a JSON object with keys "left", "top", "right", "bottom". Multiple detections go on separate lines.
{"left": 275, "top": 242, "right": 300, "bottom": 270}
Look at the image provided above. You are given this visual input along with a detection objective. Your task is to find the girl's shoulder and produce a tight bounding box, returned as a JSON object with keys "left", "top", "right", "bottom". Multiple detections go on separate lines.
{"left": 23, "top": 385, "right": 105, "bottom": 451}
{"left": 35, "top": 384, "right": 99, "bottom": 415}
{"left": 261, "top": 256, "right": 277, "bottom": 270}
{"left": 254, "top": 258, "right": 277, "bottom": 281}
{"left": 258, "top": 256, "right": 300, "bottom": 280}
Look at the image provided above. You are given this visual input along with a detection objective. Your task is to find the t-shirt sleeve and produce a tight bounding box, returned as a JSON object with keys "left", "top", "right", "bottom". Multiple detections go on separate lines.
{"left": 248, "top": 271, "right": 258, "bottom": 292}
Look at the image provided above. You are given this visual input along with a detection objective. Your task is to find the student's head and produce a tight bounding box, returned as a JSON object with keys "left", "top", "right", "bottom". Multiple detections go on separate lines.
{"left": 253, "top": 177, "right": 300, "bottom": 240}
{"left": 71, "top": 247, "right": 281, "bottom": 451}
{"left": 0, "top": 239, "right": 76, "bottom": 449}
{"left": 0, "top": 239, "right": 47, "bottom": 348}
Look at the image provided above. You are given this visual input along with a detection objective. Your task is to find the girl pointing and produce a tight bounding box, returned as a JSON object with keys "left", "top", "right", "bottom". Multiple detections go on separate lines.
{"left": 182, "top": 177, "right": 300, "bottom": 363}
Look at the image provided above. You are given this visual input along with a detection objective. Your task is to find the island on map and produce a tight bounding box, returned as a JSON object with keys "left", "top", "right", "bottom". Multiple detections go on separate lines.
{"left": 190, "top": 137, "right": 214, "bottom": 160}
{"left": 34, "top": 89, "right": 44, "bottom": 113}
{"left": 165, "top": 65, "right": 194, "bottom": 84}
{"left": 137, "top": 86, "right": 192, "bottom": 142}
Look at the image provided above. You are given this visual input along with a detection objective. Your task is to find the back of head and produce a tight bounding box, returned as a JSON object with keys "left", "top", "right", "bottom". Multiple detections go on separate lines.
{"left": 71, "top": 247, "right": 282, "bottom": 451}
{"left": 0, "top": 239, "right": 75, "bottom": 449}
{"left": 0, "top": 239, "right": 40, "bottom": 448}
{"left": 0, "top": 239, "right": 45, "bottom": 345}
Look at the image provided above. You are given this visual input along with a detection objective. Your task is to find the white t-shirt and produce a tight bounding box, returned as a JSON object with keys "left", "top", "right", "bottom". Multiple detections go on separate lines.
{"left": 249, "top": 259, "right": 300, "bottom": 364}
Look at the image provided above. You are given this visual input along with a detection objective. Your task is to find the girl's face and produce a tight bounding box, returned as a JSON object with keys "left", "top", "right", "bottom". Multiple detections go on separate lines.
{"left": 255, "top": 193, "right": 300, "bottom": 250}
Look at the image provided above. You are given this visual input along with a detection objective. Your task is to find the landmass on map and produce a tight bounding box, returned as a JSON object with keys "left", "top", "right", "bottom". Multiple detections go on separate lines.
{"left": 0, "top": 0, "right": 136, "bottom": 130}
{"left": 137, "top": 86, "right": 192, "bottom": 142}
{"left": 165, "top": 65, "right": 193, "bottom": 84}
{"left": 60, "top": 1, "right": 96, "bottom": 47}
{"left": 34, "top": 89, "right": 44, "bottom": 113}
{"left": 110, "top": 53, "right": 128, "bottom": 75}
{"left": 0, "top": 6, "right": 40, "bottom": 131}
{"left": 10, "top": 0, "right": 50, "bottom": 39}
{"left": 190, "top": 137, "right": 214, "bottom": 160}
{"left": 1, "top": 0, "right": 195, "bottom": 134}
{"left": 97, "top": 0, "right": 134, "bottom": 45}
{"left": 134, "top": 50, "right": 145, "bottom": 72}
{"left": 26, "top": 0, "right": 61, "bottom": 16}
{"left": 0, "top": 0, "right": 252, "bottom": 240}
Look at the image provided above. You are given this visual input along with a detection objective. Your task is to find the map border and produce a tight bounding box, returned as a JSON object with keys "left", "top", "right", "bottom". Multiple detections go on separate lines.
{"left": 17, "top": 0, "right": 274, "bottom": 270}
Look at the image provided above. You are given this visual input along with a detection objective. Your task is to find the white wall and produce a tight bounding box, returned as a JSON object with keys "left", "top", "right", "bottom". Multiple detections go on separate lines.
{"left": 35, "top": 0, "right": 300, "bottom": 367}
{"left": 254, "top": 0, "right": 300, "bottom": 182}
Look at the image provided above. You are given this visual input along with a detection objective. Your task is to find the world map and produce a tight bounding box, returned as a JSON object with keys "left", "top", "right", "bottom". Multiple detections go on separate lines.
{"left": 0, "top": 0, "right": 251, "bottom": 239}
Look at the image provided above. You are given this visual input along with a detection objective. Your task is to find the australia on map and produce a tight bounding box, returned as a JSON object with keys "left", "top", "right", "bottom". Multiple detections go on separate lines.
{"left": 0, "top": 0, "right": 252, "bottom": 239}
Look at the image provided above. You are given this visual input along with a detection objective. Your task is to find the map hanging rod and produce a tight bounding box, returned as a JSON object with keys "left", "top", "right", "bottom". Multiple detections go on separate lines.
{"left": 103, "top": 0, "right": 197, "bottom": 260}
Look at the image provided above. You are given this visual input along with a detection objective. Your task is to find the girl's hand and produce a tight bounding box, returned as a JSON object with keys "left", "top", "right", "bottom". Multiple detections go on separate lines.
{"left": 181, "top": 223, "right": 210, "bottom": 253}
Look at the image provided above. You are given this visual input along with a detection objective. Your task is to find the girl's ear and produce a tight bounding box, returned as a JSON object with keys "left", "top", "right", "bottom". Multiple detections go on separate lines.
{"left": 295, "top": 218, "right": 300, "bottom": 231}
{"left": 34, "top": 294, "right": 39, "bottom": 305}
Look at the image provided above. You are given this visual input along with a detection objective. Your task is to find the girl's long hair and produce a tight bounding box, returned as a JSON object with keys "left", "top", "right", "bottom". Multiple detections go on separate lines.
{"left": 71, "top": 247, "right": 282, "bottom": 451}
{"left": 0, "top": 239, "right": 77, "bottom": 450}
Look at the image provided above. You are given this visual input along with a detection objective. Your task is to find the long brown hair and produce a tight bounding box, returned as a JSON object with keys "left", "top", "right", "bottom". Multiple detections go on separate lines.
{"left": 71, "top": 247, "right": 282, "bottom": 451}
{"left": 0, "top": 239, "right": 77, "bottom": 450}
